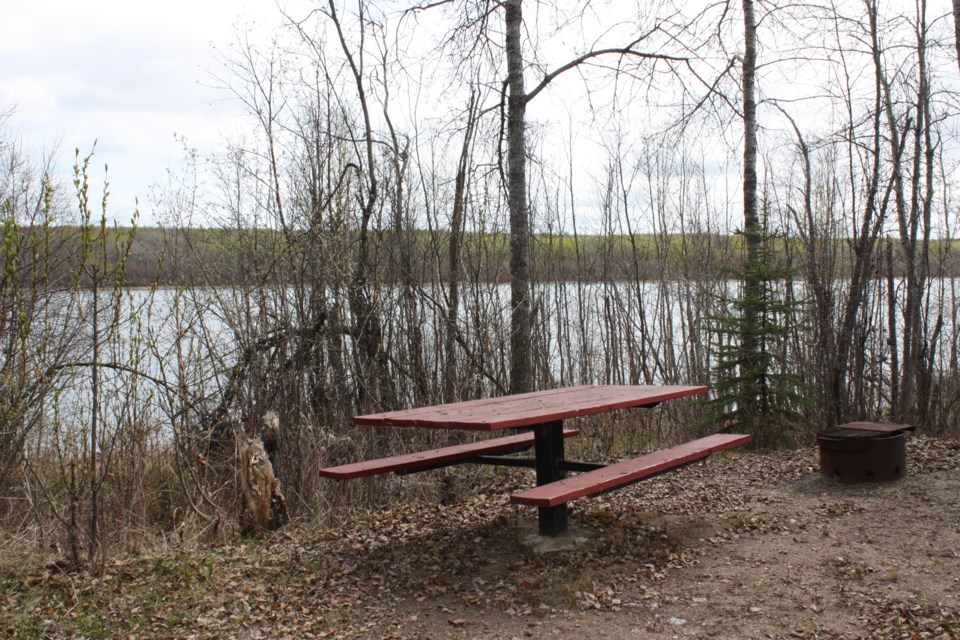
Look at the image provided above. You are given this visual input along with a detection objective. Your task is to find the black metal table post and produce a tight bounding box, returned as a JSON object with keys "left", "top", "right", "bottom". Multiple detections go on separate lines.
{"left": 533, "top": 420, "right": 567, "bottom": 536}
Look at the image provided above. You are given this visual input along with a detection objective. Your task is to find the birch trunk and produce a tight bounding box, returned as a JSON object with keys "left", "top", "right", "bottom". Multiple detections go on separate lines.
{"left": 506, "top": 0, "right": 532, "bottom": 394}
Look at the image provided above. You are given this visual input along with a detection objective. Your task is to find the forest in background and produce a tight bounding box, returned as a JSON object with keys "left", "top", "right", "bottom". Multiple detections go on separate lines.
{"left": 3, "top": 0, "right": 960, "bottom": 571}
{"left": 21, "top": 225, "right": 960, "bottom": 286}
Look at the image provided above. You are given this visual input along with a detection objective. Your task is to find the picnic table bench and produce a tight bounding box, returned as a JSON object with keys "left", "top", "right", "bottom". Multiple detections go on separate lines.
{"left": 319, "top": 385, "right": 751, "bottom": 536}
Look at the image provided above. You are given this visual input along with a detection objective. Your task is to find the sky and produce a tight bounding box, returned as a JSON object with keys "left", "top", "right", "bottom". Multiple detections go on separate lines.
{"left": 0, "top": 0, "right": 634, "bottom": 230}
{"left": 3, "top": 0, "right": 955, "bottom": 232}
{"left": 1, "top": 0, "right": 311, "bottom": 226}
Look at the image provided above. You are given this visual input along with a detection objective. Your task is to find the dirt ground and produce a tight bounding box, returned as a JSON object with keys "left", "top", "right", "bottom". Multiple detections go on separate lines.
{"left": 368, "top": 437, "right": 960, "bottom": 640}
{"left": 3, "top": 436, "right": 959, "bottom": 639}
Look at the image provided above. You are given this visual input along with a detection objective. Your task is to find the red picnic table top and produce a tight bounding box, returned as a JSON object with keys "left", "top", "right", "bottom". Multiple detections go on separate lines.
{"left": 353, "top": 384, "right": 709, "bottom": 431}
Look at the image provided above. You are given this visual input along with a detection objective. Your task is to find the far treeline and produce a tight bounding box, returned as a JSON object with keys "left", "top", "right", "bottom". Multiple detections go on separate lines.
{"left": 46, "top": 225, "right": 960, "bottom": 287}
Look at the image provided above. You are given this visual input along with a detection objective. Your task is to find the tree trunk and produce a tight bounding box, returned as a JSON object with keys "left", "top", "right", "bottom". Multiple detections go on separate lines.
{"left": 741, "top": 0, "right": 761, "bottom": 422}
{"left": 505, "top": 0, "right": 533, "bottom": 395}
{"left": 897, "top": 0, "right": 934, "bottom": 424}
{"left": 444, "top": 95, "right": 477, "bottom": 403}
{"left": 328, "top": 0, "right": 390, "bottom": 412}
{"left": 827, "top": 0, "right": 888, "bottom": 425}
{"left": 953, "top": 0, "right": 960, "bottom": 72}
{"left": 89, "top": 272, "right": 100, "bottom": 566}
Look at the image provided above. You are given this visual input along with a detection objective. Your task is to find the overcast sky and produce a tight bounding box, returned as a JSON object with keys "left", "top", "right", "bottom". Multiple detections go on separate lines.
{"left": 1, "top": 0, "right": 312, "bottom": 225}
{"left": 4, "top": 0, "right": 954, "bottom": 231}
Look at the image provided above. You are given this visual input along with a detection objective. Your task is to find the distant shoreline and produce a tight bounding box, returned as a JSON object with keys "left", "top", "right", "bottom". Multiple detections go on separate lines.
{"left": 21, "top": 225, "right": 960, "bottom": 288}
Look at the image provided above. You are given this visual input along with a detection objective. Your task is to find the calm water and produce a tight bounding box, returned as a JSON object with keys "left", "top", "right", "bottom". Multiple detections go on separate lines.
{"left": 43, "top": 277, "right": 960, "bottom": 438}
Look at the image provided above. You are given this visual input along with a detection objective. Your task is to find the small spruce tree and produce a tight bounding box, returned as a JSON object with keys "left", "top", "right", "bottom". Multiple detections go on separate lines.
{"left": 704, "top": 220, "right": 809, "bottom": 448}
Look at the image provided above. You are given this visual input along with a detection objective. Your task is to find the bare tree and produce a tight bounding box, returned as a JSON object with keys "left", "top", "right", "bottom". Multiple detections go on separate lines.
{"left": 412, "top": 0, "right": 690, "bottom": 393}
{"left": 739, "top": 0, "right": 762, "bottom": 424}
{"left": 444, "top": 93, "right": 480, "bottom": 402}
{"left": 504, "top": 0, "right": 532, "bottom": 393}
{"left": 952, "top": 0, "right": 960, "bottom": 72}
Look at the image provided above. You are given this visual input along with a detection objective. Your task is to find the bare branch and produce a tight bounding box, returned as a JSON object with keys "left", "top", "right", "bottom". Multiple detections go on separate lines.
{"left": 526, "top": 47, "right": 689, "bottom": 102}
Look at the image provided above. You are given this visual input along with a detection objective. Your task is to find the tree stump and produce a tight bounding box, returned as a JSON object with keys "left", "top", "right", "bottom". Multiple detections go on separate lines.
{"left": 239, "top": 435, "right": 288, "bottom": 533}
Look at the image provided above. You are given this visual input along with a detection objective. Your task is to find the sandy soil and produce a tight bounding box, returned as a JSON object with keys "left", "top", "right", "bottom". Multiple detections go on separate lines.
{"left": 370, "top": 437, "right": 960, "bottom": 640}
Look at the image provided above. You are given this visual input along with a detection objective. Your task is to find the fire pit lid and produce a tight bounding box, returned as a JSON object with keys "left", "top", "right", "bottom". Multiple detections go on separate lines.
{"left": 834, "top": 422, "right": 914, "bottom": 434}
{"left": 816, "top": 422, "right": 913, "bottom": 451}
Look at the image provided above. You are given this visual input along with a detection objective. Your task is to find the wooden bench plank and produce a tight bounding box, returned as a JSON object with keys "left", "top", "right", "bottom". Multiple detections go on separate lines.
{"left": 318, "top": 429, "right": 580, "bottom": 480}
{"left": 354, "top": 385, "right": 709, "bottom": 431}
{"left": 510, "top": 433, "right": 752, "bottom": 507}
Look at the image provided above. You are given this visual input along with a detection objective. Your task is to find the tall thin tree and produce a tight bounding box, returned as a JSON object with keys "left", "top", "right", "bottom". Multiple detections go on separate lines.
{"left": 740, "top": 0, "right": 762, "bottom": 423}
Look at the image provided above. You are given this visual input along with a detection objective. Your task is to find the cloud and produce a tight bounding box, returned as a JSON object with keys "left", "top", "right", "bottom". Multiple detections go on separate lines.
{"left": 0, "top": 0, "right": 299, "bottom": 224}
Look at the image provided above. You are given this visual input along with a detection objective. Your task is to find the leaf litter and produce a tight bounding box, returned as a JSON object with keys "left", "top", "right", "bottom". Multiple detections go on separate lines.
{"left": 1, "top": 435, "right": 958, "bottom": 639}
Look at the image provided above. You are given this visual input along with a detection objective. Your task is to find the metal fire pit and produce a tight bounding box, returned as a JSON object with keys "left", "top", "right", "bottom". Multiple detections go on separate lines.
{"left": 817, "top": 422, "right": 914, "bottom": 484}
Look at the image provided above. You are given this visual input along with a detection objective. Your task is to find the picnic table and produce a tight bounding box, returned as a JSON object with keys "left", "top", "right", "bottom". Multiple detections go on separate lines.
{"left": 319, "top": 385, "right": 750, "bottom": 536}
